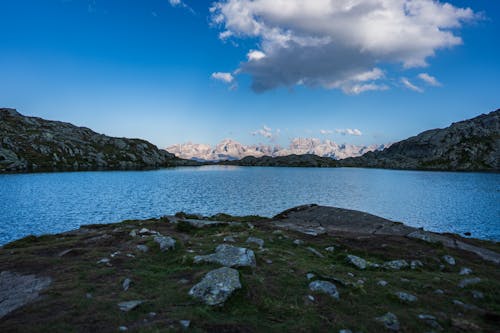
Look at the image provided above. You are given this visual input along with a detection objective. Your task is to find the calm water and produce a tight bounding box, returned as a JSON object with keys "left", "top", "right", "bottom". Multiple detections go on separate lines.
{"left": 0, "top": 166, "right": 499, "bottom": 244}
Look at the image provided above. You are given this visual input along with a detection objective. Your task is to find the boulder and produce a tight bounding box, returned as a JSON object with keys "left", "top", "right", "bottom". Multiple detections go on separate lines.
{"left": 375, "top": 312, "right": 400, "bottom": 331}
{"left": 154, "top": 235, "right": 176, "bottom": 252}
{"left": 308, "top": 280, "right": 339, "bottom": 300}
{"left": 194, "top": 244, "right": 256, "bottom": 268}
{"left": 384, "top": 260, "right": 409, "bottom": 270}
{"left": 246, "top": 237, "right": 264, "bottom": 248}
{"left": 395, "top": 291, "right": 417, "bottom": 303}
{"left": 117, "top": 300, "right": 144, "bottom": 312}
{"left": 188, "top": 267, "right": 241, "bottom": 305}
{"left": 346, "top": 255, "right": 367, "bottom": 270}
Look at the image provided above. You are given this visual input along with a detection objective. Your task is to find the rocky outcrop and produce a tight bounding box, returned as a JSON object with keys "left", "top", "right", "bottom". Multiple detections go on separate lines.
{"left": 220, "top": 154, "right": 338, "bottom": 167}
{"left": 340, "top": 109, "right": 500, "bottom": 171}
{"left": 188, "top": 267, "right": 242, "bottom": 306}
{"left": 0, "top": 108, "right": 195, "bottom": 173}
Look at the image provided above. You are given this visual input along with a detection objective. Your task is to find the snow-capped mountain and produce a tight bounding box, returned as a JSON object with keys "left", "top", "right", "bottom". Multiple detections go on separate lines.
{"left": 166, "top": 138, "right": 390, "bottom": 161}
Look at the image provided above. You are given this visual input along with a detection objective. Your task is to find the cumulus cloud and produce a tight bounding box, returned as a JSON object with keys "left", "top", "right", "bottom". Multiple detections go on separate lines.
{"left": 336, "top": 128, "right": 363, "bottom": 136}
{"left": 210, "top": 0, "right": 477, "bottom": 93}
{"left": 251, "top": 125, "right": 280, "bottom": 141}
{"left": 401, "top": 77, "right": 424, "bottom": 93}
{"left": 211, "top": 72, "right": 235, "bottom": 83}
{"left": 418, "top": 73, "right": 442, "bottom": 86}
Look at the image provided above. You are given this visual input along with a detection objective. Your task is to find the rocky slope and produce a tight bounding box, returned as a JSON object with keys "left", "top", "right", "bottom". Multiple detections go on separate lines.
{"left": 0, "top": 108, "right": 194, "bottom": 173}
{"left": 167, "top": 138, "right": 388, "bottom": 161}
{"left": 0, "top": 205, "right": 499, "bottom": 332}
{"left": 340, "top": 109, "right": 500, "bottom": 171}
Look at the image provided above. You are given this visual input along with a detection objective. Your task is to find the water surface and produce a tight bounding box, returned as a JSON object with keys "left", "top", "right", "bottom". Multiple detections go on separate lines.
{"left": 0, "top": 166, "right": 499, "bottom": 244}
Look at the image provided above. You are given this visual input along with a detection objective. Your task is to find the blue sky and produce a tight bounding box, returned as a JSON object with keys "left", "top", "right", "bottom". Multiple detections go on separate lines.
{"left": 0, "top": 0, "right": 499, "bottom": 148}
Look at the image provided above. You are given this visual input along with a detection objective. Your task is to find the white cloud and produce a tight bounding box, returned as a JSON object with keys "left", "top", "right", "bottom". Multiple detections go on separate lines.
{"left": 320, "top": 129, "right": 333, "bottom": 135}
{"left": 210, "top": 0, "right": 477, "bottom": 93}
{"left": 169, "top": 0, "right": 195, "bottom": 14}
{"left": 251, "top": 125, "right": 280, "bottom": 140}
{"left": 336, "top": 128, "right": 363, "bottom": 136}
{"left": 169, "top": 0, "right": 182, "bottom": 6}
{"left": 211, "top": 72, "right": 235, "bottom": 84}
{"left": 418, "top": 73, "right": 442, "bottom": 86}
{"left": 401, "top": 77, "right": 424, "bottom": 93}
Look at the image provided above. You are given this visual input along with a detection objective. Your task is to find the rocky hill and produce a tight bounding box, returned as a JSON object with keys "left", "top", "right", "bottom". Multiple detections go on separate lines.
{"left": 0, "top": 108, "right": 194, "bottom": 173}
{"left": 167, "top": 138, "right": 388, "bottom": 161}
{"left": 220, "top": 154, "right": 338, "bottom": 167}
{"left": 340, "top": 109, "right": 500, "bottom": 171}
{"left": 0, "top": 204, "right": 499, "bottom": 332}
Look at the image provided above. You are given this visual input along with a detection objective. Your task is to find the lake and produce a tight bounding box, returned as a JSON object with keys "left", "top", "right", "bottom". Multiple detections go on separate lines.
{"left": 0, "top": 166, "right": 499, "bottom": 245}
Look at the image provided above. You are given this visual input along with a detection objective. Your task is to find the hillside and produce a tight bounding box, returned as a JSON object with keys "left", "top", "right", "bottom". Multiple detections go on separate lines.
{"left": 340, "top": 109, "right": 500, "bottom": 171}
{"left": 0, "top": 205, "right": 499, "bottom": 332}
{"left": 0, "top": 108, "right": 194, "bottom": 173}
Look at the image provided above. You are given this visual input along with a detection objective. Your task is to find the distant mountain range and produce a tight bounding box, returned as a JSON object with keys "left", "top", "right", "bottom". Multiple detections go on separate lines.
{"left": 166, "top": 138, "right": 390, "bottom": 161}
{"left": 0, "top": 108, "right": 195, "bottom": 173}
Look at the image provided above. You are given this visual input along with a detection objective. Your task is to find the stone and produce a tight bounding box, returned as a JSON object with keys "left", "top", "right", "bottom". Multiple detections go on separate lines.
{"left": 117, "top": 300, "right": 144, "bottom": 312}
{"left": 396, "top": 291, "right": 417, "bottom": 302}
{"left": 346, "top": 255, "right": 367, "bottom": 270}
{"left": 339, "top": 330, "right": 353, "bottom": 333}
{"left": 154, "top": 235, "right": 176, "bottom": 252}
{"left": 308, "top": 280, "right": 339, "bottom": 300}
{"left": 136, "top": 245, "right": 149, "bottom": 253}
{"left": 375, "top": 312, "right": 400, "bottom": 331}
{"left": 458, "top": 277, "right": 481, "bottom": 288}
{"left": 86, "top": 293, "right": 93, "bottom": 299}
{"left": 306, "top": 247, "right": 324, "bottom": 258}
{"left": 325, "top": 246, "right": 335, "bottom": 252}
{"left": 442, "top": 255, "right": 456, "bottom": 265}
{"left": 383, "top": 260, "right": 409, "bottom": 270}
{"left": 434, "top": 289, "right": 444, "bottom": 295}
{"left": 459, "top": 267, "right": 472, "bottom": 275}
{"left": 471, "top": 290, "right": 484, "bottom": 299}
{"left": 122, "top": 278, "right": 131, "bottom": 291}
{"left": 188, "top": 267, "right": 241, "bottom": 306}
{"left": 453, "top": 300, "right": 479, "bottom": 311}
{"left": 119, "top": 326, "right": 128, "bottom": 331}
{"left": 129, "top": 230, "right": 137, "bottom": 237}
{"left": 194, "top": 244, "right": 256, "bottom": 268}
{"left": 293, "top": 239, "right": 304, "bottom": 245}
{"left": 418, "top": 314, "right": 442, "bottom": 330}
{"left": 377, "top": 280, "right": 388, "bottom": 286}
{"left": 451, "top": 318, "right": 481, "bottom": 331}
{"left": 223, "top": 236, "right": 235, "bottom": 243}
{"left": 97, "top": 258, "right": 110, "bottom": 264}
{"left": 306, "top": 273, "right": 315, "bottom": 280}
{"left": 246, "top": 237, "right": 265, "bottom": 248}
{"left": 410, "top": 260, "right": 423, "bottom": 269}
{"left": 0, "top": 271, "right": 52, "bottom": 319}
{"left": 179, "top": 320, "right": 191, "bottom": 329}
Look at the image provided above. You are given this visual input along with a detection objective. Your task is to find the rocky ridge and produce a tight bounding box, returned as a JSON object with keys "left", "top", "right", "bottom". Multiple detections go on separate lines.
{"left": 340, "top": 109, "right": 500, "bottom": 171}
{"left": 0, "top": 205, "right": 499, "bottom": 332}
{"left": 0, "top": 108, "right": 195, "bottom": 173}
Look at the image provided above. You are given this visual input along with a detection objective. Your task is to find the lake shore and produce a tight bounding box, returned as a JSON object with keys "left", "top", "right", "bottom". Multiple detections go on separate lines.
{"left": 1, "top": 205, "right": 499, "bottom": 332}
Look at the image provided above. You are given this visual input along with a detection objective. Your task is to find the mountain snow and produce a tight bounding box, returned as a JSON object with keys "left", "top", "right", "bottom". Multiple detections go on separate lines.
{"left": 166, "top": 138, "right": 389, "bottom": 161}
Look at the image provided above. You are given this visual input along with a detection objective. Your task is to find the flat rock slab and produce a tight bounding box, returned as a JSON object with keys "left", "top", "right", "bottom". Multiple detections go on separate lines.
{"left": 118, "top": 300, "right": 144, "bottom": 312}
{"left": 0, "top": 271, "right": 52, "bottom": 318}
{"left": 309, "top": 280, "right": 339, "bottom": 300}
{"left": 273, "top": 205, "right": 500, "bottom": 265}
{"left": 168, "top": 217, "right": 243, "bottom": 229}
{"left": 194, "top": 244, "right": 256, "bottom": 267}
{"left": 189, "top": 267, "right": 241, "bottom": 305}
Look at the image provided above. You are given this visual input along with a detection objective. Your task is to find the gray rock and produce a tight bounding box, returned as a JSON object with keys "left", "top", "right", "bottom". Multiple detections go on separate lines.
{"left": 346, "top": 255, "right": 367, "bottom": 270}
{"left": 308, "top": 280, "right": 339, "bottom": 300}
{"left": 179, "top": 320, "right": 191, "bottom": 329}
{"left": 384, "top": 260, "right": 409, "bottom": 270}
{"left": 453, "top": 299, "right": 479, "bottom": 311}
{"left": 377, "top": 280, "right": 388, "bottom": 287}
{"left": 471, "top": 290, "right": 484, "bottom": 299}
{"left": 129, "top": 230, "right": 137, "bottom": 238}
{"left": 459, "top": 267, "right": 472, "bottom": 275}
{"left": 306, "top": 273, "right": 316, "bottom": 280}
{"left": 293, "top": 239, "right": 304, "bottom": 245}
{"left": 325, "top": 246, "right": 335, "bottom": 252}
{"left": 434, "top": 289, "right": 445, "bottom": 295}
{"left": 418, "top": 314, "right": 442, "bottom": 330}
{"left": 375, "top": 312, "right": 400, "bottom": 331}
{"left": 246, "top": 237, "right": 264, "bottom": 248}
{"left": 442, "top": 255, "right": 456, "bottom": 265}
{"left": 194, "top": 244, "right": 256, "bottom": 267}
{"left": 410, "top": 260, "right": 423, "bottom": 269}
{"left": 122, "top": 278, "right": 131, "bottom": 291}
{"left": 396, "top": 291, "right": 417, "bottom": 303}
{"left": 223, "top": 236, "right": 236, "bottom": 243}
{"left": 119, "top": 326, "right": 128, "bottom": 331}
{"left": 306, "top": 247, "right": 324, "bottom": 258}
{"left": 117, "top": 300, "right": 144, "bottom": 312}
{"left": 188, "top": 267, "right": 241, "bottom": 305}
{"left": 0, "top": 271, "right": 52, "bottom": 319}
{"left": 154, "top": 235, "right": 176, "bottom": 252}
{"left": 136, "top": 245, "right": 149, "bottom": 253}
{"left": 339, "top": 330, "right": 353, "bottom": 333}
{"left": 97, "top": 258, "right": 110, "bottom": 264}
{"left": 458, "top": 277, "right": 481, "bottom": 288}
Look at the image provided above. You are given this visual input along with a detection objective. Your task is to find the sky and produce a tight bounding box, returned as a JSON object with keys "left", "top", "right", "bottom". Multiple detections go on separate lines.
{"left": 0, "top": 0, "right": 499, "bottom": 148}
